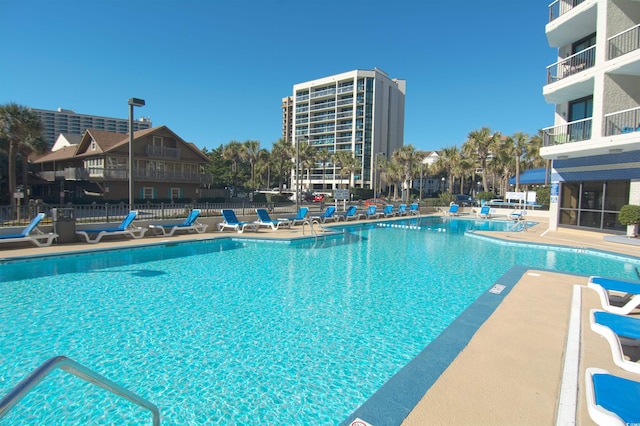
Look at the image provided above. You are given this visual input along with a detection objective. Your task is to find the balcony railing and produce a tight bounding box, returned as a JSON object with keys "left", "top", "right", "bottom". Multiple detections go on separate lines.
{"left": 145, "top": 145, "right": 180, "bottom": 159}
{"left": 608, "top": 24, "right": 640, "bottom": 60}
{"left": 604, "top": 106, "right": 640, "bottom": 136}
{"left": 36, "top": 168, "right": 89, "bottom": 182}
{"left": 311, "top": 88, "right": 336, "bottom": 99}
{"left": 542, "top": 117, "right": 592, "bottom": 146}
{"left": 548, "top": 0, "right": 585, "bottom": 22}
{"left": 546, "top": 45, "right": 595, "bottom": 83}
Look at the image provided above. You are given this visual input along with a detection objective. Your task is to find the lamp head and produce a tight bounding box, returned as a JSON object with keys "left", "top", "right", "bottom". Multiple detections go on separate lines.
{"left": 128, "top": 98, "right": 146, "bottom": 107}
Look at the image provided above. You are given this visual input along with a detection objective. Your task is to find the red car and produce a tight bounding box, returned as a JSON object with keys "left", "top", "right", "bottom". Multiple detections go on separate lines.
{"left": 364, "top": 198, "right": 387, "bottom": 208}
{"left": 313, "top": 194, "right": 325, "bottom": 202}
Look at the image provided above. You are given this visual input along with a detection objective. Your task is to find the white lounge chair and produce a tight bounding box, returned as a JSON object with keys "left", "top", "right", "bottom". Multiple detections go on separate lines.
{"left": 588, "top": 276, "right": 640, "bottom": 315}
{"left": 590, "top": 309, "right": 640, "bottom": 374}
{"left": 0, "top": 213, "right": 58, "bottom": 247}
{"left": 149, "top": 209, "right": 208, "bottom": 237}
{"left": 76, "top": 211, "right": 147, "bottom": 243}
{"left": 256, "top": 208, "right": 290, "bottom": 230}
{"left": 217, "top": 209, "right": 258, "bottom": 233}
{"left": 585, "top": 368, "right": 640, "bottom": 426}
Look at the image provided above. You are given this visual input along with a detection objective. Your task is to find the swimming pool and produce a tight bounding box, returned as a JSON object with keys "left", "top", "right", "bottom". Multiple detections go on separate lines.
{"left": 1, "top": 216, "right": 639, "bottom": 424}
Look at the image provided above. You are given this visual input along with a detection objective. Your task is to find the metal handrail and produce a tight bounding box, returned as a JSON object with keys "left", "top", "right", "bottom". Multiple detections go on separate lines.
{"left": 0, "top": 356, "right": 160, "bottom": 425}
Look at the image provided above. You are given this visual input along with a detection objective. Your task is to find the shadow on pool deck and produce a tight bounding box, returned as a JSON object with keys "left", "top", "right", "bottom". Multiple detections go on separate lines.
{"left": 2, "top": 216, "right": 639, "bottom": 425}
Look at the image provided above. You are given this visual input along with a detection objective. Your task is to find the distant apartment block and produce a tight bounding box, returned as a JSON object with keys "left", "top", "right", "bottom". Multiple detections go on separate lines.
{"left": 286, "top": 68, "right": 405, "bottom": 191}
{"left": 32, "top": 107, "right": 152, "bottom": 148}
{"left": 541, "top": 0, "right": 640, "bottom": 232}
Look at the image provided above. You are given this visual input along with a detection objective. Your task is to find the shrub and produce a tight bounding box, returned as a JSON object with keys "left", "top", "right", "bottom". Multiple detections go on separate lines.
{"left": 618, "top": 205, "right": 640, "bottom": 226}
{"left": 438, "top": 193, "right": 455, "bottom": 206}
{"left": 536, "top": 187, "right": 550, "bottom": 206}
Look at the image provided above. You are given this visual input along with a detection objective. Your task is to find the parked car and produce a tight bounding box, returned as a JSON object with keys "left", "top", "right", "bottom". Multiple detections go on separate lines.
{"left": 453, "top": 194, "right": 477, "bottom": 207}
{"left": 312, "top": 194, "right": 325, "bottom": 202}
{"left": 365, "top": 198, "right": 387, "bottom": 208}
{"left": 301, "top": 192, "right": 314, "bottom": 202}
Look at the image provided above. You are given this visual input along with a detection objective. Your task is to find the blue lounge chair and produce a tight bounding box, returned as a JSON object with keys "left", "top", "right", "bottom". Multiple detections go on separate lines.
{"left": 447, "top": 203, "right": 459, "bottom": 216}
{"left": 365, "top": 205, "right": 382, "bottom": 219}
{"left": 149, "top": 209, "right": 208, "bottom": 236}
{"left": 340, "top": 205, "right": 362, "bottom": 221}
{"left": 585, "top": 368, "right": 640, "bottom": 426}
{"left": 76, "top": 211, "right": 146, "bottom": 243}
{"left": 0, "top": 213, "right": 58, "bottom": 247}
{"left": 312, "top": 206, "right": 338, "bottom": 223}
{"left": 509, "top": 209, "right": 526, "bottom": 221}
{"left": 382, "top": 205, "right": 395, "bottom": 218}
{"left": 478, "top": 205, "right": 492, "bottom": 219}
{"left": 590, "top": 309, "right": 640, "bottom": 374}
{"left": 588, "top": 276, "right": 640, "bottom": 315}
{"left": 280, "top": 207, "right": 308, "bottom": 225}
{"left": 256, "top": 208, "right": 290, "bottom": 230}
{"left": 217, "top": 209, "right": 258, "bottom": 233}
{"left": 409, "top": 203, "right": 419, "bottom": 216}
{"left": 397, "top": 204, "right": 408, "bottom": 216}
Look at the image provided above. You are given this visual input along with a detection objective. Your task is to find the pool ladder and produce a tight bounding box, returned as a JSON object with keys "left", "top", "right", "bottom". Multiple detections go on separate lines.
{"left": 302, "top": 219, "right": 328, "bottom": 241}
{"left": 0, "top": 356, "right": 160, "bottom": 425}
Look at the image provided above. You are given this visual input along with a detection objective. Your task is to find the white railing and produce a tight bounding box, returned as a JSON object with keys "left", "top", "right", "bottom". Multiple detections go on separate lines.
{"left": 608, "top": 24, "right": 640, "bottom": 60}
{"left": 604, "top": 106, "right": 640, "bottom": 136}
{"left": 546, "top": 45, "right": 595, "bottom": 84}
{"left": 310, "top": 101, "right": 336, "bottom": 111}
{"left": 548, "top": 0, "right": 585, "bottom": 22}
{"left": 337, "top": 85, "right": 354, "bottom": 94}
{"left": 542, "top": 117, "right": 592, "bottom": 146}
{"left": 311, "top": 88, "right": 336, "bottom": 99}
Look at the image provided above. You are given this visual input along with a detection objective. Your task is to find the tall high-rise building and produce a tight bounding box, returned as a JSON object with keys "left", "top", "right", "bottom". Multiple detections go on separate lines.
{"left": 32, "top": 107, "right": 152, "bottom": 148}
{"left": 541, "top": 0, "right": 640, "bottom": 232}
{"left": 287, "top": 68, "right": 405, "bottom": 192}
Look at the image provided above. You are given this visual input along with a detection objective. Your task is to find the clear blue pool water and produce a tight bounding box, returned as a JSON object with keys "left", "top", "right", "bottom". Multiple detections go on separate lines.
{"left": 1, "top": 216, "right": 639, "bottom": 424}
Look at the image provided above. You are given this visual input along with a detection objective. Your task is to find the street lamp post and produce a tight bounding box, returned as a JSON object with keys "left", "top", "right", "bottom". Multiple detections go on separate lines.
{"left": 128, "top": 97, "right": 145, "bottom": 209}
{"left": 373, "top": 152, "right": 385, "bottom": 199}
{"left": 296, "top": 135, "right": 307, "bottom": 212}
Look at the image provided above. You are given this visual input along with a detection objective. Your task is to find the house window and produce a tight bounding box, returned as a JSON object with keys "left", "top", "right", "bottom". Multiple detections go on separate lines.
{"left": 91, "top": 140, "right": 97, "bottom": 151}
{"left": 153, "top": 136, "right": 163, "bottom": 146}
{"left": 170, "top": 188, "right": 181, "bottom": 200}
{"left": 572, "top": 33, "right": 596, "bottom": 54}
{"left": 142, "top": 187, "right": 154, "bottom": 199}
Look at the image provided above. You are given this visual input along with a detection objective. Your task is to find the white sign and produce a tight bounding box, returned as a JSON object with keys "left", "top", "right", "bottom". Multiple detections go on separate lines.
{"left": 334, "top": 189, "right": 350, "bottom": 201}
{"left": 505, "top": 191, "right": 526, "bottom": 201}
{"left": 13, "top": 192, "right": 24, "bottom": 199}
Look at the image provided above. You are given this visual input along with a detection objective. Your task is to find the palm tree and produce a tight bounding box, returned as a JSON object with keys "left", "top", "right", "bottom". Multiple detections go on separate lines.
{"left": 333, "top": 150, "right": 356, "bottom": 188}
{"left": 509, "top": 132, "right": 529, "bottom": 192}
{"left": 463, "top": 127, "right": 501, "bottom": 192}
{"left": 381, "top": 161, "right": 403, "bottom": 200}
{"left": 222, "top": 140, "right": 244, "bottom": 196}
{"left": 392, "top": 145, "right": 422, "bottom": 202}
{"left": 270, "top": 138, "right": 293, "bottom": 191}
{"left": 316, "top": 149, "right": 331, "bottom": 190}
{"left": 254, "top": 148, "right": 270, "bottom": 189}
{"left": 0, "top": 103, "right": 43, "bottom": 207}
{"left": 434, "top": 146, "right": 461, "bottom": 193}
{"left": 242, "top": 140, "right": 261, "bottom": 191}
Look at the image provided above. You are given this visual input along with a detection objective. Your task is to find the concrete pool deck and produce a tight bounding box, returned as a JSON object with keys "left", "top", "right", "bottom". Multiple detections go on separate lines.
{"left": 2, "top": 213, "right": 639, "bottom": 425}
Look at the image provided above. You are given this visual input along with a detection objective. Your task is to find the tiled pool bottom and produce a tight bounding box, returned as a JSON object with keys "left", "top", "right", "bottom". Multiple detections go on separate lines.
{"left": 2, "top": 217, "right": 640, "bottom": 424}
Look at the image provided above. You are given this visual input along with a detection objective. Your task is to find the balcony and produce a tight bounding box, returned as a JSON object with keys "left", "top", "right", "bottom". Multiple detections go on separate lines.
{"left": 548, "top": 0, "right": 585, "bottom": 22}
{"left": 36, "top": 168, "right": 89, "bottom": 182}
{"left": 145, "top": 145, "right": 180, "bottom": 159}
{"left": 604, "top": 107, "right": 640, "bottom": 136}
{"left": 608, "top": 24, "right": 640, "bottom": 60}
{"left": 546, "top": 45, "right": 595, "bottom": 84}
{"left": 310, "top": 88, "right": 336, "bottom": 99}
{"left": 542, "top": 118, "right": 592, "bottom": 146}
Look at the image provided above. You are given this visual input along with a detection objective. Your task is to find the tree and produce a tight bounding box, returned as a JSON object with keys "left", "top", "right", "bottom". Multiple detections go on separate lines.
{"left": 316, "top": 149, "right": 332, "bottom": 190}
{"left": 270, "top": 138, "right": 293, "bottom": 192}
{"left": 0, "top": 103, "right": 43, "bottom": 207}
{"left": 333, "top": 150, "right": 357, "bottom": 188}
{"left": 463, "top": 127, "right": 501, "bottom": 192}
{"left": 509, "top": 132, "right": 529, "bottom": 192}
{"left": 242, "top": 140, "right": 261, "bottom": 191}
{"left": 222, "top": 140, "right": 244, "bottom": 195}
{"left": 434, "top": 146, "right": 461, "bottom": 194}
{"left": 392, "top": 145, "right": 422, "bottom": 202}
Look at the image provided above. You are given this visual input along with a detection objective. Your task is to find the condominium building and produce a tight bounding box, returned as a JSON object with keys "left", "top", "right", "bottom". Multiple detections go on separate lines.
{"left": 32, "top": 107, "right": 152, "bottom": 148}
{"left": 288, "top": 68, "right": 405, "bottom": 192}
{"left": 541, "top": 0, "right": 640, "bottom": 232}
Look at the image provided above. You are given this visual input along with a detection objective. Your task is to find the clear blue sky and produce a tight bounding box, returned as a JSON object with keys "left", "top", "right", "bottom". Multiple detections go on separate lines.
{"left": 1, "top": 0, "right": 555, "bottom": 153}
